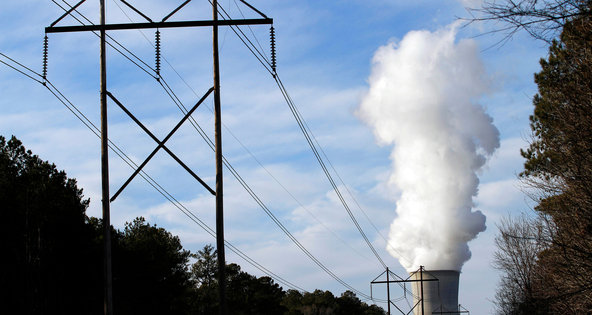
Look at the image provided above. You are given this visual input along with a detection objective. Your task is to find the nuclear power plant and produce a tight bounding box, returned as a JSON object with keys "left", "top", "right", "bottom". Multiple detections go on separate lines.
{"left": 410, "top": 268, "right": 460, "bottom": 315}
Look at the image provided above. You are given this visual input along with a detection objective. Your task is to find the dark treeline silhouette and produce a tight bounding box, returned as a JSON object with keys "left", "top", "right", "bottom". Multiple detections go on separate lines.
{"left": 487, "top": 1, "right": 592, "bottom": 314}
{"left": 0, "top": 135, "right": 384, "bottom": 315}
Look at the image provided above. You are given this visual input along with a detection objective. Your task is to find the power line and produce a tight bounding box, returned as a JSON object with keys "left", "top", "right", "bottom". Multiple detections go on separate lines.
{"left": 104, "top": 0, "right": 380, "bottom": 298}
{"left": 210, "top": 1, "right": 398, "bottom": 297}
{"left": 213, "top": 0, "right": 401, "bottom": 271}
{"left": 41, "top": 1, "right": 385, "bottom": 301}
{"left": 211, "top": 8, "right": 422, "bottom": 301}
{"left": 0, "top": 52, "right": 305, "bottom": 293}
{"left": 154, "top": 58, "right": 378, "bottom": 301}
{"left": 50, "top": 0, "right": 157, "bottom": 78}
{"left": 133, "top": 4, "right": 372, "bottom": 263}
{"left": 274, "top": 75, "right": 388, "bottom": 270}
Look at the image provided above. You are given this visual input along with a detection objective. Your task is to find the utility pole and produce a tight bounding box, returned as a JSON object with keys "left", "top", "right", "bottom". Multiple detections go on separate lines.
{"left": 370, "top": 266, "right": 438, "bottom": 315}
{"left": 386, "top": 267, "right": 391, "bottom": 315}
{"left": 212, "top": 0, "right": 227, "bottom": 313}
{"left": 45, "top": 1, "right": 272, "bottom": 314}
{"left": 99, "top": 0, "right": 113, "bottom": 314}
{"left": 420, "top": 266, "right": 424, "bottom": 315}
{"left": 370, "top": 268, "right": 394, "bottom": 315}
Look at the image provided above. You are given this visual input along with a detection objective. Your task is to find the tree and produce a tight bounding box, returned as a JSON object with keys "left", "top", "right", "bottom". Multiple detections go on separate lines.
{"left": 282, "top": 289, "right": 385, "bottom": 315}
{"left": 191, "top": 244, "right": 218, "bottom": 286}
{"left": 300, "top": 290, "right": 338, "bottom": 314}
{"left": 0, "top": 135, "right": 101, "bottom": 314}
{"left": 0, "top": 135, "right": 384, "bottom": 314}
{"left": 336, "top": 291, "right": 385, "bottom": 315}
{"left": 226, "top": 263, "right": 287, "bottom": 314}
{"left": 113, "top": 217, "right": 193, "bottom": 315}
{"left": 336, "top": 291, "right": 365, "bottom": 315}
{"left": 492, "top": 216, "right": 549, "bottom": 314}
{"left": 190, "top": 245, "right": 288, "bottom": 314}
{"left": 493, "top": 12, "right": 592, "bottom": 314}
{"left": 190, "top": 244, "right": 219, "bottom": 314}
{"left": 283, "top": 289, "right": 305, "bottom": 314}
{"left": 468, "top": 0, "right": 591, "bottom": 42}
{"left": 520, "top": 13, "right": 592, "bottom": 312}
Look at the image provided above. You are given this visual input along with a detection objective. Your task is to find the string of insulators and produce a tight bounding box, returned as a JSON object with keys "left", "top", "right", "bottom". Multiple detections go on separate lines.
{"left": 42, "top": 35, "right": 49, "bottom": 80}
{"left": 270, "top": 26, "right": 276, "bottom": 73}
{"left": 155, "top": 30, "right": 161, "bottom": 77}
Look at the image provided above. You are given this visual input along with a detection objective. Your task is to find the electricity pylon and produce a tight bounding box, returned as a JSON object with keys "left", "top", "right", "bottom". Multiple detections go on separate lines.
{"left": 44, "top": 1, "right": 273, "bottom": 314}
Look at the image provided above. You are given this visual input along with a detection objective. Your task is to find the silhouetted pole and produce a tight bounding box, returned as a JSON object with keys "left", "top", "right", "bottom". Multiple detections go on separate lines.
{"left": 99, "top": 0, "right": 113, "bottom": 314}
{"left": 386, "top": 267, "right": 391, "bottom": 315}
{"left": 212, "top": 0, "right": 227, "bottom": 314}
{"left": 420, "top": 266, "right": 424, "bottom": 315}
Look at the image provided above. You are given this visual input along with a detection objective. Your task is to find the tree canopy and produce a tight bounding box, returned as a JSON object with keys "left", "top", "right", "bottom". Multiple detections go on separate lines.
{"left": 190, "top": 245, "right": 386, "bottom": 315}
{"left": 113, "top": 217, "right": 193, "bottom": 315}
{"left": 0, "top": 135, "right": 98, "bottom": 314}
{"left": 493, "top": 9, "right": 592, "bottom": 314}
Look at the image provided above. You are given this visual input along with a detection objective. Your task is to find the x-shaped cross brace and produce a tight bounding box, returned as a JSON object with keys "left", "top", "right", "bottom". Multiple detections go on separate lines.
{"left": 108, "top": 87, "right": 215, "bottom": 202}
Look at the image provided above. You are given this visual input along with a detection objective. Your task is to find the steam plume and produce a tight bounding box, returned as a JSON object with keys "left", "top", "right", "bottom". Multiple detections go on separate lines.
{"left": 358, "top": 23, "right": 499, "bottom": 272}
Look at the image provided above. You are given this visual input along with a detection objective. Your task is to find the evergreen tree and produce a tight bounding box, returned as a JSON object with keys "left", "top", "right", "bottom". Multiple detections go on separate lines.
{"left": 522, "top": 13, "right": 592, "bottom": 312}
{"left": 494, "top": 11, "right": 592, "bottom": 314}
{"left": 0, "top": 135, "right": 100, "bottom": 314}
{"left": 112, "top": 217, "right": 193, "bottom": 314}
{"left": 0, "top": 135, "right": 386, "bottom": 314}
{"left": 190, "top": 244, "right": 219, "bottom": 314}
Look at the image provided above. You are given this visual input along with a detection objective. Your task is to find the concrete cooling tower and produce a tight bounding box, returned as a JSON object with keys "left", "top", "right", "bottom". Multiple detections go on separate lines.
{"left": 410, "top": 270, "right": 460, "bottom": 315}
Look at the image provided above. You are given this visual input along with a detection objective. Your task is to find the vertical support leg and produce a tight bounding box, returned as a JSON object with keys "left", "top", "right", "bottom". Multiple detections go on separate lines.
{"left": 420, "top": 266, "right": 424, "bottom": 315}
{"left": 100, "top": 0, "right": 113, "bottom": 314}
{"left": 386, "top": 267, "right": 391, "bottom": 315}
{"left": 212, "top": 1, "right": 227, "bottom": 314}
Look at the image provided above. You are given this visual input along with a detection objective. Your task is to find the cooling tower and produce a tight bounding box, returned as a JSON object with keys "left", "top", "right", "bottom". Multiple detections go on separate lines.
{"left": 410, "top": 269, "right": 459, "bottom": 315}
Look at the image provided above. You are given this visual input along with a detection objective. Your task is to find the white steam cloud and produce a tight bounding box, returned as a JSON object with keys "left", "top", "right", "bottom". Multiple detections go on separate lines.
{"left": 358, "top": 23, "right": 499, "bottom": 272}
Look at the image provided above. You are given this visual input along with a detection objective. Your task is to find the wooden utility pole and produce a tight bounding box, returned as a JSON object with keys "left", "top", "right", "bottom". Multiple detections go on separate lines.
{"left": 212, "top": 0, "right": 227, "bottom": 313}
{"left": 386, "top": 267, "right": 391, "bottom": 315}
{"left": 99, "top": 0, "right": 113, "bottom": 313}
{"left": 45, "top": 1, "right": 272, "bottom": 314}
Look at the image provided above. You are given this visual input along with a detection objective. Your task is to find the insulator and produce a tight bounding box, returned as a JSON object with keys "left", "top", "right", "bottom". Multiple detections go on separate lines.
{"left": 270, "top": 26, "right": 276, "bottom": 73}
{"left": 155, "top": 30, "right": 161, "bottom": 76}
{"left": 43, "top": 35, "right": 49, "bottom": 80}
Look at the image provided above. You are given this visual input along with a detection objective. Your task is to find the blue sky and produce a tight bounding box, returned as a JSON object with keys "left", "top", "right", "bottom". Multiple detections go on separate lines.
{"left": 1, "top": 0, "right": 549, "bottom": 313}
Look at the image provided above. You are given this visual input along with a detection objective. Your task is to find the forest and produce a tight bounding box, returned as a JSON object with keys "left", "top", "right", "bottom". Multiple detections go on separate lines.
{"left": 0, "top": 135, "right": 385, "bottom": 314}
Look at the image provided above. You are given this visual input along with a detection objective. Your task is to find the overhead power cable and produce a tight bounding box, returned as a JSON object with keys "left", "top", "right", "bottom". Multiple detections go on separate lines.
{"left": 51, "top": 0, "right": 157, "bottom": 79}
{"left": 211, "top": 4, "right": 422, "bottom": 301}
{"left": 210, "top": 2, "right": 396, "bottom": 298}
{"left": 45, "top": 1, "right": 385, "bottom": 302}
{"left": 126, "top": 1, "right": 372, "bottom": 262}
{"left": 0, "top": 52, "right": 306, "bottom": 293}
{"left": 106, "top": 0, "right": 379, "bottom": 299}
{"left": 213, "top": 0, "right": 400, "bottom": 271}
{"left": 273, "top": 75, "right": 388, "bottom": 270}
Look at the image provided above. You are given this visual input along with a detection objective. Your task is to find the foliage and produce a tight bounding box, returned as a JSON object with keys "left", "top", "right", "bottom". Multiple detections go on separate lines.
{"left": 190, "top": 244, "right": 219, "bottom": 313}
{"left": 191, "top": 247, "right": 288, "bottom": 314}
{"left": 191, "top": 246, "right": 386, "bottom": 315}
{"left": 226, "top": 264, "right": 287, "bottom": 314}
{"left": 278, "top": 289, "right": 385, "bottom": 315}
{"left": 493, "top": 11, "right": 592, "bottom": 314}
{"left": 1, "top": 135, "right": 385, "bottom": 314}
{"left": 112, "top": 217, "right": 193, "bottom": 315}
{"left": 0, "top": 135, "right": 100, "bottom": 314}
